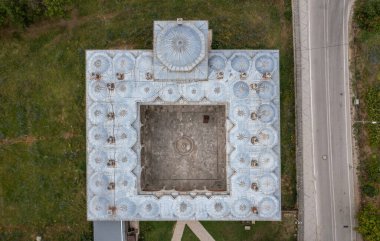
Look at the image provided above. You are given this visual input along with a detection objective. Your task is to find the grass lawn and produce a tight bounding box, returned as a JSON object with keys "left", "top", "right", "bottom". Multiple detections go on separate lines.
{"left": 181, "top": 225, "right": 200, "bottom": 241}
{"left": 0, "top": 0, "right": 296, "bottom": 240}
{"left": 138, "top": 221, "right": 175, "bottom": 241}
{"left": 202, "top": 212, "right": 297, "bottom": 241}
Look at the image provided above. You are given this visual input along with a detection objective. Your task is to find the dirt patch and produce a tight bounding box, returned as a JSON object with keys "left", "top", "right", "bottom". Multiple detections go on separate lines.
{"left": 0, "top": 135, "right": 43, "bottom": 146}
{"left": 2, "top": 8, "right": 122, "bottom": 40}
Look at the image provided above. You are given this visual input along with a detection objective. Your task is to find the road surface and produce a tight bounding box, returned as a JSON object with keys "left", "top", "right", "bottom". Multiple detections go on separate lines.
{"left": 293, "top": 0, "right": 359, "bottom": 240}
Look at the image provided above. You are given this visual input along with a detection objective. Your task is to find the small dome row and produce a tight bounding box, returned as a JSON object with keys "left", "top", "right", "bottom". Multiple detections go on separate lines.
{"left": 88, "top": 149, "right": 137, "bottom": 171}
{"left": 230, "top": 126, "right": 278, "bottom": 148}
{"left": 89, "top": 171, "right": 135, "bottom": 194}
{"left": 89, "top": 196, "right": 279, "bottom": 219}
{"left": 88, "top": 52, "right": 153, "bottom": 81}
{"left": 88, "top": 103, "right": 136, "bottom": 125}
{"left": 230, "top": 150, "right": 278, "bottom": 172}
{"left": 88, "top": 126, "right": 137, "bottom": 148}
{"left": 230, "top": 103, "right": 277, "bottom": 124}
{"left": 88, "top": 80, "right": 276, "bottom": 103}
{"left": 232, "top": 173, "right": 278, "bottom": 195}
{"left": 208, "top": 53, "right": 277, "bottom": 76}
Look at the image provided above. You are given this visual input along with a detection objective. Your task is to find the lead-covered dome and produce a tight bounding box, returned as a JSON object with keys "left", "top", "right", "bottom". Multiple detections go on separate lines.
{"left": 155, "top": 23, "right": 206, "bottom": 71}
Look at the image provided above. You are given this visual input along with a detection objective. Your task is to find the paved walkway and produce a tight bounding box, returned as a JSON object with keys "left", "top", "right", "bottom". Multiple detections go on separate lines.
{"left": 171, "top": 221, "right": 215, "bottom": 241}
{"left": 171, "top": 221, "right": 186, "bottom": 241}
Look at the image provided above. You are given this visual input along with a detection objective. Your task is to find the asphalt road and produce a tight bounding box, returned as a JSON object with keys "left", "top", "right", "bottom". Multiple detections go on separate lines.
{"left": 294, "top": 0, "right": 358, "bottom": 240}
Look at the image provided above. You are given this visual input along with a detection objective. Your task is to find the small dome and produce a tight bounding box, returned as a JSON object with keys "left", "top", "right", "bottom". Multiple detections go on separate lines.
{"left": 258, "top": 174, "right": 277, "bottom": 195}
{"left": 207, "top": 82, "right": 226, "bottom": 101}
{"left": 156, "top": 23, "right": 206, "bottom": 71}
{"left": 89, "top": 172, "right": 112, "bottom": 194}
{"left": 90, "top": 196, "right": 112, "bottom": 217}
{"left": 231, "top": 54, "right": 250, "bottom": 73}
{"left": 138, "top": 83, "right": 158, "bottom": 101}
{"left": 184, "top": 83, "right": 204, "bottom": 101}
{"left": 230, "top": 128, "right": 250, "bottom": 145}
{"left": 137, "top": 54, "right": 153, "bottom": 72}
{"left": 139, "top": 200, "right": 160, "bottom": 218}
{"left": 232, "top": 198, "right": 252, "bottom": 218}
{"left": 160, "top": 84, "right": 181, "bottom": 102}
{"left": 233, "top": 174, "right": 251, "bottom": 191}
{"left": 231, "top": 104, "right": 250, "bottom": 123}
{"left": 116, "top": 198, "right": 137, "bottom": 218}
{"left": 116, "top": 149, "right": 137, "bottom": 171}
{"left": 256, "top": 127, "right": 277, "bottom": 147}
{"left": 258, "top": 151, "right": 277, "bottom": 171}
{"left": 114, "top": 54, "right": 134, "bottom": 74}
{"left": 230, "top": 151, "right": 250, "bottom": 170}
{"left": 114, "top": 103, "right": 137, "bottom": 124}
{"left": 115, "top": 172, "right": 135, "bottom": 191}
{"left": 233, "top": 81, "right": 250, "bottom": 99}
{"left": 88, "top": 103, "right": 108, "bottom": 124}
{"left": 209, "top": 54, "right": 226, "bottom": 72}
{"left": 115, "top": 82, "right": 133, "bottom": 99}
{"left": 257, "top": 104, "right": 276, "bottom": 123}
{"left": 89, "top": 150, "right": 109, "bottom": 171}
{"left": 207, "top": 199, "right": 230, "bottom": 218}
{"left": 174, "top": 199, "right": 195, "bottom": 219}
{"left": 88, "top": 126, "right": 108, "bottom": 147}
{"left": 257, "top": 81, "right": 276, "bottom": 100}
{"left": 89, "top": 81, "right": 108, "bottom": 101}
{"left": 114, "top": 127, "right": 137, "bottom": 147}
{"left": 255, "top": 54, "right": 275, "bottom": 74}
{"left": 258, "top": 197, "right": 278, "bottom": 218}
{"left": 89, "top": 54, "right": 111, "bottom": 73}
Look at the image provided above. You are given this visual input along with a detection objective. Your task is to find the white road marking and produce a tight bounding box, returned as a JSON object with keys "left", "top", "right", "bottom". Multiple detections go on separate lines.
{"left": 323, "top": 0, "right": 338, "bottom": 240}
{"left": 307, "top": 0, "right": 320, "bottom": 239}
{"left": 342, "top": 0, "right": 355, "bottom": 239}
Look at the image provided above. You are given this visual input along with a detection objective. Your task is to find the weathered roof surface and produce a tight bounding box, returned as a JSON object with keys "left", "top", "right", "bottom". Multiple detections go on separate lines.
{"left": 86, "top": 20, "right": 281, "bottom": 221}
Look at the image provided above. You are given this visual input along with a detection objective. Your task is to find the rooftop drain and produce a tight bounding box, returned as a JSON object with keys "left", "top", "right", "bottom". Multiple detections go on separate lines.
{"left": 107, "top": 83, "right": 115, "bottom": 91}
{"left": 107, "top": 136, "right": 115, "bottom": 144}
{"left": 251, "top": 136, "right": 259, "bottom": 144}
{"left": 262, "top": 72, "right": 272, "bottom": 79}
{"left": 107, "top": 159, "right": 116, "bottom": 168}
{"left": 251, "top": 159, "right": 258, "bottom": 167}
{"left": 116, "top": 72, "right": 124, "bottom": 80}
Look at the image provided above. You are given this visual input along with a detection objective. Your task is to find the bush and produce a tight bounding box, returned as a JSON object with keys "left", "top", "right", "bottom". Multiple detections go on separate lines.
{"left": 0, "top": 0, "right": 71, "bottom": 28}
{"left": 43, "top": 0, "right": 72, "bottom": 18}
{"left": 355, "top": 0, "right": 380, "bottom": 31}
{"left": 365, "top": 85, "right": 380, "bottom": 145}
{"left": 362, "top": 155, "right": 380, "bottom": 183}
{"left": 361, "top": 183, "right": 379, "bottom": 197}
{"left": 0, "top": 0, "right": 45, "bottom": 27}
{"left": 357, "top": 204, "right": 380, "bottom": 241}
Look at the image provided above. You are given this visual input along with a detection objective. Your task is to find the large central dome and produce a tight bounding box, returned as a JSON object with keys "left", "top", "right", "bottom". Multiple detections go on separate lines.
{"left": 156, "top": 23, "right": 206, "bottom": 72}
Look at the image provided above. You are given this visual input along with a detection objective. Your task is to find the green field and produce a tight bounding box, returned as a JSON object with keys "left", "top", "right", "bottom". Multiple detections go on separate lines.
{"left": 0, "top": 0, "right": 296, "bottom": 240}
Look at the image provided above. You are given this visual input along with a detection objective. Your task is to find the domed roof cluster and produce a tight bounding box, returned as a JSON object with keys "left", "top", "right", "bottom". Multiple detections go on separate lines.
{"left": 86, "top": 20, "right": 280, "bottom": 221}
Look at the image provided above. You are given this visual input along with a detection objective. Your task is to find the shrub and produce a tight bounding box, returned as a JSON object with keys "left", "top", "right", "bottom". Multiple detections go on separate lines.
{"left": 355, "top": 0, "right": 380, "bottom": 31}
{"left": 0, "top": 0, "right": 71, "bottom": 28}
{"left": 362, "top": 155, "right": 380, "bottom": 183}
{"left": 365, "top": 85, "right": 380, "bottom": 145}
{"left": 361, "top": 183, "right": 379, "bottom": 197}
{"left": 43, "top": 0, "right": 72, "bottom": 18}
{"left": 357, "top": 204, "right": 380, "bottom": 241}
